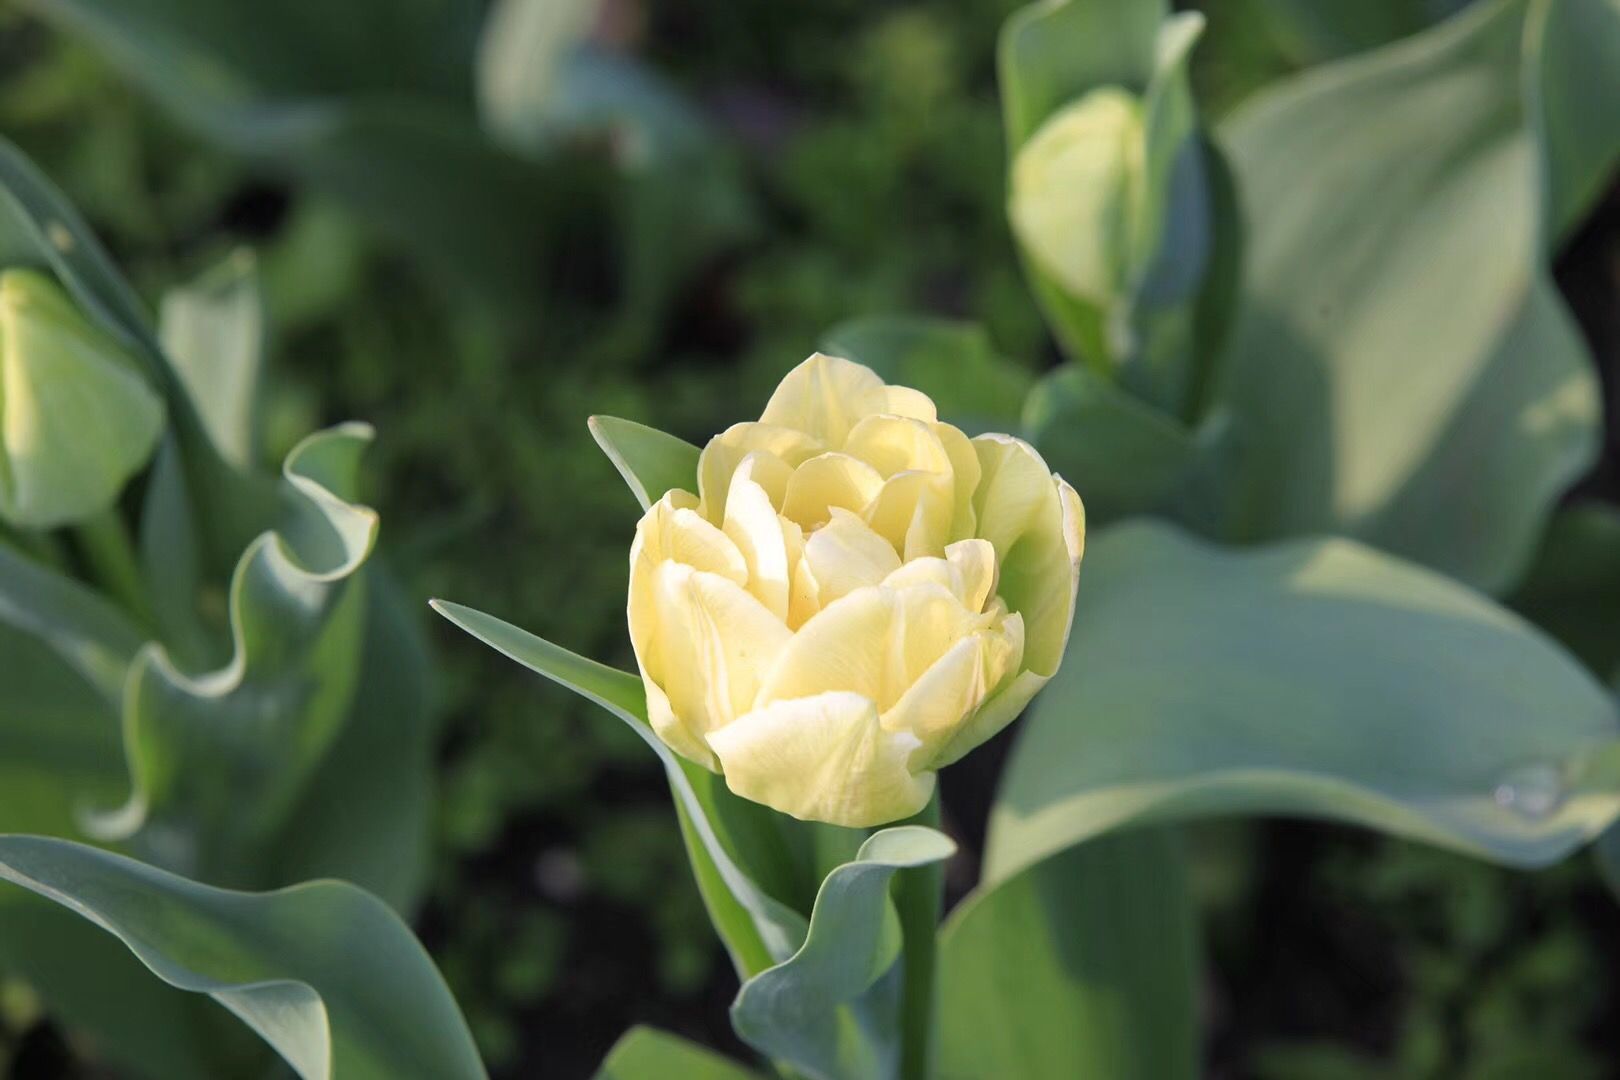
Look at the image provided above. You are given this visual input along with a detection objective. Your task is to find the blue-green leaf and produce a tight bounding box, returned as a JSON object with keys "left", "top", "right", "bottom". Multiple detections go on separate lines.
{"left": 588, "top": 415, "right": 702, "bottom": 510}
{"left": 0, "top": 835, "right": 484, "bottom": 1080}
{"left": 595, "top": 1026, "right": 764, "bottom": 1080}
{"left": 429, "top": 600, "right": 809, "bottom": 974}
{"left": 730, "top": 826, "right": 956, "bottom": 1080}
{"left": 939, "top": 830, "right": 1197, "bottom": 1080}
{"left": 987, "top": 521, "right": 1620, "bottom": 885}
{"left": 159, "top": 249, "right": 264, "bottom": 472}
{"left": 1214, "top": 0, "right": 1606, "bottom": 592}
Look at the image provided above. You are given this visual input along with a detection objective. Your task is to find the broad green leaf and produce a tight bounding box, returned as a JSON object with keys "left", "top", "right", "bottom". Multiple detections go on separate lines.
{"left": 1510, "top": 502, "right": 1620, "bottom": 687}
{"left": 0, "top": 268, "right": 164, "bottom": 528}
{"left": 267, "top": 571, "right": 440, "bottom": 911}
{"left": 159, "top": 249, "right": 264, "bottom": 471}
{"left": 938, "top": 830, "right": 1197, "bottom": 1080}
{"left": 429, "top": 600, "right": 810, "bottom": 974}
{"left": 0, "top": 834, "right": 484, "bottom": 1080}
{"left": 1022, "top": 364, "right": 1201, "bottom": 525}
{"left": 588, "top": 415, "right": 702, "bottom": 510}
{"left": 730, "top": 827, "right": 957, "bottom": 1080}
{"left": 819, "top": 316, "right": 1033, "bottom": 429}
{"left": 595, "top": 1026, "right": 764, "bottom": 1080}
{"left": 1529, "top": 0, "right": 1620, "bottom": 240}
{"left": 986, "top": 521, "right": 1620, "bottom": 885}
{"left": 0, "top": 889, "right": 257, "bottom": 1079}
{"left": 92, "top": 425, "right": 380, "bottom": 886}
{"left": 1214, "top": 0, "right": 1604, "bottom": 593}
{"left": 1256, "top": 0, "right": 1470, "bottom": 62}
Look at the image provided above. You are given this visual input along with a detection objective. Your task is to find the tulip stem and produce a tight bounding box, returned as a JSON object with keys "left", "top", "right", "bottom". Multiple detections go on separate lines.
{"left": 74, "top": 508, "right": 154, "bottom": 631}
{"left": 895, "top": 791, "right": 943, "bottom": 1080}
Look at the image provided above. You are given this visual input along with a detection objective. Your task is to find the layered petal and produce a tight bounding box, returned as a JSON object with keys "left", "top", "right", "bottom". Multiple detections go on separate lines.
{"left": 707, "top": 691, "right": 935, "bottom": 826}
{"left": 971, "top": 434, "right": 1085, "bottom": 674}
{"left": 698, "top": 421, "right": 822, "bottom": 523}
{"left": 760, "top": 352, "right": 934, "bottom": 446}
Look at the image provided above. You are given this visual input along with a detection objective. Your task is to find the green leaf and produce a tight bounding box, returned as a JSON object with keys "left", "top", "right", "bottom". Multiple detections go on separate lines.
{"left": 267, "top": 570, "right": 441, "bottom": 911}
{"left": 938, "top": 830, "right": 1197, "bottom": 1080}
{"left": 0, "top": 541, "right": 141, "bottom": 835}
{"left": 159, "top": 249, "right": 264, "bottom": 472}
{"left": 1509, "top": 502, "right": 1620, "bottom": 687}
{"left": 1214, "top": 0, "right": 1604, "bottom": 593}
{"left": 1529, "top": 0, "right": 1620, "bottom": 240}
{"left": 1021, "top": 364, "right": 1200, "bottom": 524}
{"left": 92, "top": 424, "right": 380, "bottom": 886}
{"left": 0, "top": 834, "right": 484, "bottom": 1080}
{"left": 986, "top": 520, "right": 1620, "bottom": 885}
{"left": 1255, "top": 0, "right": 1470, "bottom": 62}
{"left": 588, "top": 415, "right": 702, "bottom": 510}
{"left": 730, "top": 826, "right": 956, "bottom": 1080}
{"left": 595, "top": 1026, "right": 764, "bottom": 1080}
{"left": 429, "top": 600, "right": 810, "bottom": 975}
{"left": 819, "top": 316, "right": 1033, "bottom": 430}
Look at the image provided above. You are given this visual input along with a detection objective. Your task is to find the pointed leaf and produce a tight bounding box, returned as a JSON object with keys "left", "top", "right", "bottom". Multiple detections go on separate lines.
{"left": 987, "top": 521, "right": 1620, "bottom": 885}
{"left": 0, "top": 835, "right": 484, "bottom": 1080}
{"left": 430, "top": 600, "right": 809, "bottom": 972}
{"left": 587, "top": 415, "right": 701, "bottom": 510}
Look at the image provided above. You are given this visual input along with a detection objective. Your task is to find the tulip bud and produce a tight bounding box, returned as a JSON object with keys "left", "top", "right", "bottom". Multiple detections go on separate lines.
{"left": 0, "top": 269, "right": 164, "bottom": 528}
{"left": 1008, "top": 86, "right": 1146, "bottom": 308}
{"left": 628, "top": 354, "right": 1084, "bottom": 827}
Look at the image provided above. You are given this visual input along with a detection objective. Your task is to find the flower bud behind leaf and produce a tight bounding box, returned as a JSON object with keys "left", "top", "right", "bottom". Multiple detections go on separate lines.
{"left": 0, "top": 268, "right": 164, "bottom": 528}
{"left": 1009, "top": 87, "right": 1147, "bottom": 309}
{"left": 627, "top": 354, "right": 1084, "bottom": 827}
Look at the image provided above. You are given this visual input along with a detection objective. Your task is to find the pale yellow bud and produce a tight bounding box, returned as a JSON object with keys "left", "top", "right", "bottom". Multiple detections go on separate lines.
{"left": 627, "top": 354, "right": 1084, "bottom": 827}
{"left": 1008, "top": 86, "right": 1146, "bottom": 306}
{"left": 0, "top": 269, "right": 164, "bottom": 528}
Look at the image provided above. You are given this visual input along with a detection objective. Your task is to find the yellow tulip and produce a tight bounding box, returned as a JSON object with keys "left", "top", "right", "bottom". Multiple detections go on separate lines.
{"left": 1008, "top": 86, "right": 1146, "bottom": 307}
{"left": 628, "top": 354, "right": 1084, "bottom": 827}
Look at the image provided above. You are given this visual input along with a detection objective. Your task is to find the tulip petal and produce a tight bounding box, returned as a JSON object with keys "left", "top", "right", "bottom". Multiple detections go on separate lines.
{"left": 723, "top": 457, "right": 800, "bottom": 621}
{"left": 635, "top": 563, "right": 792, "bottom": 769}
{"left": 884, "top": 612, "right": 1024, "bottom": 765}
{"left": 760, "top": 583, "right": 992, "bottom": 713}
{"left": 760, "top": 353, "right": 895, "bottom": 447}
{"left": 709, "top": 691, "right": 934, "bottom": 827}
{"left": 698, "top": 422, "right": 823, "bottom": 523}
{"left": 935, "top": 422, "right": 981, "bottom": 538}
{"left": 932, "top": 669, "right": 1051, "bottom": 769}
{"left": 782, "top": 452, "right": 885, "bottom": 530}
{"left": 844, "top": 415, "right": 953, "bottom": 479}
{"left": 972, "top": 435, "right": 1086, "bottom": 674}
{"left": 793, "top": 509, "right": 901, "bottom": 625}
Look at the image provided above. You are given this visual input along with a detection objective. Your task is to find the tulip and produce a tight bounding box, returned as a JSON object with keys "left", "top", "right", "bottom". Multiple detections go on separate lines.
{"left": 0, "top": 268, "right": 164, "bottom": 528}
{"left": 628, "top": 353, "right": 1083, "bottom": 826}
{"left": 1008, "top": 86, "right": 1146, "bottom": 307}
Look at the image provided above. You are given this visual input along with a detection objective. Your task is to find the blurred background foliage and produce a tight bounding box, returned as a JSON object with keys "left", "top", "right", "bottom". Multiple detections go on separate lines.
{"left": 0, "top": 0, "right": 1616, "bottom": 1076}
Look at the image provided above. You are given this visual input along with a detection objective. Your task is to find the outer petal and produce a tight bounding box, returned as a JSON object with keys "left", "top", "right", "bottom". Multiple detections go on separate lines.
{"left": 882, "top": 611, "right": 1024, "bottom": 765}
{"left": 708, "top": 691, "right": 935, "bottom": 826}
{"left": 633, "top": 562, "right": 791, "bottom": 769}
{"left": 930, "top": 669, "right": 1051, "bottom": 769}
{"left": 698, "top": 422, "right": 822, "bottom": 522}
{"left": 971, "top": 434, "right": 1086, "bottom": 675}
